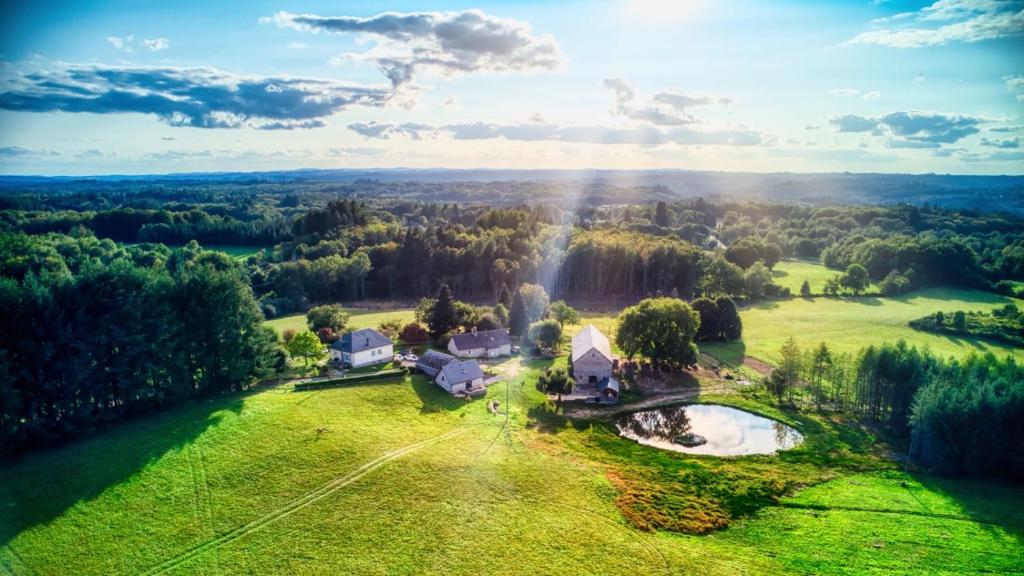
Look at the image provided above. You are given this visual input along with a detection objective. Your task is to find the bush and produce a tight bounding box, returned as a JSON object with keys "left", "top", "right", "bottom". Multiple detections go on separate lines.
{"left": 307, "top": 304, "right": 350, "bottom": 333}
{"left": 879, "top": 269, "right": 911, "bottom": 296}
{"left": 377, "top": 318, "right": 402, "bottom": 338}
{"left": 399, "top": 322, "right": 429, "bottom": 344}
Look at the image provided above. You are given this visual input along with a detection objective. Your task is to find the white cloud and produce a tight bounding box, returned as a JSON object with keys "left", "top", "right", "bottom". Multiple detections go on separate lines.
{"left": 829, "top": 111, "right": 983, "bottom": 147}
{"left": 347, "top": 119, "right": 770, "bottom": 147}
{"left": 846, "top": 0, "right": 1024, "bottom": 48}
{"left": 862, "top": 90, "right": 882, "bottom": 100}
{"left": 106, "top": 35, "right": 134, "bottom": 52}
{"left": 603, "top": 78, "right": 730, "bottom": 126}
{"left": 143, "top": 38, "right": 170, "bottom": 51}
{"left": 0, "top": 62, "right": 393, "bottom": 129}
{"left": 263, "top": 9, "right": 563, "bottom": 88}
{"left": 830, "top": 88, "right": 860, "bottom": 96}
{"left": 1005, "top": 75, "right": 1024, "bottom": 101}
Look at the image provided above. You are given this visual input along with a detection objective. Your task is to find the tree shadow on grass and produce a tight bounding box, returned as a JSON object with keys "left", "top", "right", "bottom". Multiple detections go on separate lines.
{"left": 0, "top": 391, "right": 247, "bottom": 548}
{"left": 911, "top": 473, "right": 1024, "bottom": 543}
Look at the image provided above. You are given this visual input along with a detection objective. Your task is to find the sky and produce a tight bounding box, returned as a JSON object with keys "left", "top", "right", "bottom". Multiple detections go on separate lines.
{"left": 0, "top": 0, "right": 1022, "bottom": 176}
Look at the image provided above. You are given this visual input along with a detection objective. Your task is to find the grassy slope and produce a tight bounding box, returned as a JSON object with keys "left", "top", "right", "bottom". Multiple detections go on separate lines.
{"left": 701, "top": 288, "right": 1024, "bottom": 365}
{"left": 2, "top": 361, "right": 1021, "bottom": 576}
{"left": 264, "top": 309, "right": 416, "bottom": 337}
{"left": 771, "top": 260, "right": 878, "bottom": 295}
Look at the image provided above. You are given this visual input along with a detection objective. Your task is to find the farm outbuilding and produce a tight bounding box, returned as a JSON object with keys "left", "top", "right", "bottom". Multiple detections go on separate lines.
{"left": 570, "top": 324, "right": 614, "bottom": 387}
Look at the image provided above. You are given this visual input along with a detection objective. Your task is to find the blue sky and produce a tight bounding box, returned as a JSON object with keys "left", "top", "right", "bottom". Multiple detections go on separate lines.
{"left": 1, "top": 0, "right": 1022, "bottom": 175}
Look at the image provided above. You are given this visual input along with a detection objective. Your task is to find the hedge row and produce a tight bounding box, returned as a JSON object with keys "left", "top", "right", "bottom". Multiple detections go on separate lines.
{"left": 293, "top": 368, "right": 408, "bottom": 391}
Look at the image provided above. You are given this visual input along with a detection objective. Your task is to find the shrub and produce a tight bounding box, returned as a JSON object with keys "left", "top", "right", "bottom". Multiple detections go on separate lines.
{"left": 399, "top": 322, "right": 429, "bottom": 344}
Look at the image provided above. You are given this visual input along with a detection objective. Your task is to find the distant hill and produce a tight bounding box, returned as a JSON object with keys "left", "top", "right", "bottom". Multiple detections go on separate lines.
{"left": 1, "top": 169, "right": 1022, "bottom": 214}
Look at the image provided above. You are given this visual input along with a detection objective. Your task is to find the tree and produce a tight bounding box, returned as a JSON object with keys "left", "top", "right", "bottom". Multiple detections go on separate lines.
{"left": 744, "top": 262, "right": 773, "bottom": 300}
{"left": 475, "top": 312, "right": 501, "bottom": 331}
{"left": 615, "top": 297, "right": 700, "bottom": 369}
{"left": 952, "top": 310, "right": 967, "bottom": 330}
{"left": 306, "top": 304, "right": 349, "bottom": 334}
{"left": 840, "top": 264, "right": 870, "bottom": 295}
{"left": 879, "top": 269, "right": 910, "bottom": 296}
{"left": 550, "top": 300, "right": 580, "bottom": 327}
{"left": 528, "top": 319, "right": 563, "bottom": 352}
{"left": 777, "top": 336, "right": 802, "bottom": 403}
{"left": 654, "top": 201, "right": 670, "bottom": 227}
{"left": 701, "top": 257, "right": 745, "bottom": 297}
{"left": 399, "top": 322, "right": 429, "bottom": 344}
{"left": 724, "top": 237, "right": 763, "bottom": 269}
{"left": 493, "top": 302, "right": 509, "bottom": 326}
{"left": 823, "top": 276, "right": 842, "bottom": 297}
{"left": 496, "top": 283, "right": 512, "bottom": 308}
{"left": 809, "top": 342, "right": 832, "bottom": 406}
{"left": 537, "top": 367, "right": 575, "bottom": 402}
{"left": 427, "top": 284, "right": 458, "bottom": 336}
{"left": 800, "top": 280, "right": 811, "bottom": 297}
{"left": 715, "top": 296, "right": 743, "bottom": 340}
{"left": 691, "top": 297, "right": 719, "bottom": 341}
{"left": 509, "top": 291, "right": 530, "bottom": 337}
{"left": 517, "top": 283, "right": 550, "bottom": 322}
{"left": 763, "top": 243, "right": 783, "bottom": 269}
{"left": 282, "top": 328, "right": 297, "bottom": 344}
{"left": 287, "top": 330, "right": 327, "bottom": 366}
{"left": 377, "top": 318, "right": 402, "bottom": 338}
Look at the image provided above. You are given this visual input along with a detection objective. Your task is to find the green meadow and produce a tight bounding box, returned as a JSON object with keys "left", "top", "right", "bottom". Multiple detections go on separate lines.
{"left": 264, "top": 309, "right": 417, "bottom": 338}
{"left": 2, "top": 361, "right": 1021, "bottom": 575}
{"left": 770, "top": 259, "right": 879, "bottom": 295}
{"left": 701, "top": 287, "right": 1024, "bottom": 365}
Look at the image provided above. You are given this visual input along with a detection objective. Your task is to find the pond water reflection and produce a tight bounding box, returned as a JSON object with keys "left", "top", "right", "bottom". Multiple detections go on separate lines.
{"left": 616, "top": 404, "right": 803, "bottom": 456}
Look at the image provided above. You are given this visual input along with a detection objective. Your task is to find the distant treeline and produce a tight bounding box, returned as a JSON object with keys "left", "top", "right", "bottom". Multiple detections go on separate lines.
{"left": 3, "top": 187, "right": 1023, "bottom": 315}
{"left": 0, "top": 233, "right": 282, "bottom": 454}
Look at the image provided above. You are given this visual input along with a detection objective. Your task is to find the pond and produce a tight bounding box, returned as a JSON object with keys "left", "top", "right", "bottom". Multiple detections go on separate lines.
{"left": 616, "top": 404, "right": 804, "bottom": 456}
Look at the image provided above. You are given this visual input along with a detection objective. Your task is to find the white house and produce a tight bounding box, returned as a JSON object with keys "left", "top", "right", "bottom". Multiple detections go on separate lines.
{"left": 448, "top": 328, "right": 511, "bottom": 358}
{"left": 330, "top": 328, "right": 394, "bottom": 368}
{"left": 435, "top": 359, "right": 485, "bottom": 395}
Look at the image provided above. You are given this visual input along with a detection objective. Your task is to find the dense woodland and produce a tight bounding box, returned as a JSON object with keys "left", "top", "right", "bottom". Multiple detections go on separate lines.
{"left": 1, "top": 179, "right": 1023, "bottom": 472}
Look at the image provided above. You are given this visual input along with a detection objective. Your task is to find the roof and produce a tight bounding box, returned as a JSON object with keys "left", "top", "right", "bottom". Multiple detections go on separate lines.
{"left": 449, "top": 328, "right": 510, "bottom": 351}
{"left": 416, "top": 350, "right": 455, "bottom": 370}
{"left": 571, "top": 324, "right": 612, "bottom": 363}
{"left": 597, "top": 376, "right": 620, "bottom": 393}
{"left": 333, "top": 328, "right": 392, "bottom": 353}
{"left": 439, "top": 359, "right": 484, "bottom": 384}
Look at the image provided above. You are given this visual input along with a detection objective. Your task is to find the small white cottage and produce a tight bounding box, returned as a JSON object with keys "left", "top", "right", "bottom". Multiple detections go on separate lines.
{"left": 435, "top": 359, "right": 485, "bottom": 395}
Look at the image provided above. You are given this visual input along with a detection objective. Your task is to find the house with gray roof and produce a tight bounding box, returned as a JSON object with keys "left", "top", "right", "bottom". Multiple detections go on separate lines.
{"left": 570, "top": 324, "right": 614, "bottom": 387}
{"left": 416, "top": 350, "right": 456, "bottom": 377}
{"left": 435, "top": 359, "right": 485, "bottom": 395}
{"left": 330, "top": 328, "right": 394, "bottom": 368}
{"left": 447, "top": 328, "right": 511, "bottom": 359}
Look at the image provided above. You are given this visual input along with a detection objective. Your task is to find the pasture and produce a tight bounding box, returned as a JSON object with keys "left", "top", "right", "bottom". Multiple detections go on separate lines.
{"left": 770, "top": 259, "right": 878, "bottom": 295}
{"left": 700, "top": 287, "right": 1024, "bottom": 365}
{"left": 2, "top": 359, "right": 1021, "bottom": 575}
{"left": 264, "top": 308, "right": 416, "bottom": 338}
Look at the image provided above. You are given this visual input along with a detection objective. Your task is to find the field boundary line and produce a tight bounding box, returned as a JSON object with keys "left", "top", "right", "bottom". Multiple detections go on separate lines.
{"left": 141, "top": 427, "right": 467, "bottom": 576}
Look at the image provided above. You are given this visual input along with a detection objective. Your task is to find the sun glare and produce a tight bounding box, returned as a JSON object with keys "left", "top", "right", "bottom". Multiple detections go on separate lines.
{"left": 621, "top": 0, "right": 703, "bottom": 23}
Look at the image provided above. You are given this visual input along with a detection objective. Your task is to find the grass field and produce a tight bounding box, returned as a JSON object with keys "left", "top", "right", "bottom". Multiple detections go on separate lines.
{"left": 2, "top": 357, "right": 1021, "bottom": 575}
{"left": 771, "top": 259, "right": 878, "bottom": 295}
{"left": 701, "top": 287, "right": 1024, "bottom": 365}
{"left": 264, "top": 308, "right": 416, "bottom": 337}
